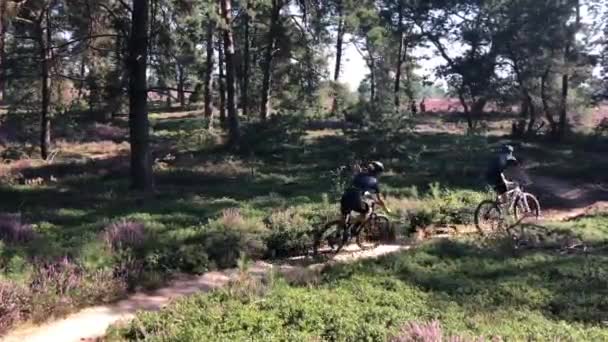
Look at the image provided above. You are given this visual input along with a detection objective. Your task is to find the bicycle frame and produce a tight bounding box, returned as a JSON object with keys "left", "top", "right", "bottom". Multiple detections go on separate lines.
{"left": 498, "top": 183, "right": 532, "bottom": 215}
{"left": 344, "top": 200, "right": 384, "bottom": 235}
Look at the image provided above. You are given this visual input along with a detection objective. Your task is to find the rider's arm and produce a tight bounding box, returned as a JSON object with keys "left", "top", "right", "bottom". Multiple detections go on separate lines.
{"left": 376, "top": 193, "right": 391, "bottom": 213}
{"left": 502, "top": 156, "right": 520, "bottom": 185}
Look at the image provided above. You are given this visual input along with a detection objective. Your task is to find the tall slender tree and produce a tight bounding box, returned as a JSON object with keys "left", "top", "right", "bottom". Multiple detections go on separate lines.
{"left": 330, "top": 0, "right": 345, "bottom": 114}
{"left": 558, "top": 0, "right": 581, "bottom": 140}
{"left": 128, "top": 0, "right": 154, "bottom": 191}
{"left": 241, "top": 0, "right": 251, "bottom": 117}
{"left": 203, "top": 16, "right": 214, "bottom": 118}
{"left": 259, "top": 0, "right": 283, "bottom": 120}
{"left": 219, "top": 0, "right": 240, "bottom": 145}
{"left": 38, "top": 8, "right": 52, "bottom": 160}
{"left": 0, "top": 0, "right": 6, "bottom": 103}
{"left": 217, "top": 33, "right": 226, "bottom": 124}
{"left": 393, "top": 5, "right": 404, "bottom": 108}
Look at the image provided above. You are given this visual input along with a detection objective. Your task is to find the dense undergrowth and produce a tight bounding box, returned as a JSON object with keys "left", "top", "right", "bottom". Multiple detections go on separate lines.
{"left": 106, "top": 214, "right": 608, "bottom": 341}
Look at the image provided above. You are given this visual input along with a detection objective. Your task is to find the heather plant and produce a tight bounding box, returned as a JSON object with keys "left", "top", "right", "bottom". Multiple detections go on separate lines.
{"left": 390, "top": 320, "right": 497, "bottom": 342}
{"left": 27, "top": 256, "right": 129, "bottom": 323}
{"left": 0, "top": 280, "right": 30, "bottom": 336}
{"left": 207, "top": 208, "right": 265, "bottom": 233}
{"left": 28, "top": 257, "right": 83, "bottom": 321}
{"left": 103, "top": 219, "right": 147, "bottom": 251}
{"left": 0, "top": 213, "right": 36, "bottom": 244}
{"left": 30, "top": 256, "right": 83, "bottom": 297}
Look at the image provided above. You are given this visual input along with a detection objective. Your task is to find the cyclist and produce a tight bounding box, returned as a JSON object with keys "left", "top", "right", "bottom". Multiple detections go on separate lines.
{"left": 340, "top": 161, "right": 391, "bottom": 229}
{"left": 485, "top": 144, "right": 520, "bottom": 203}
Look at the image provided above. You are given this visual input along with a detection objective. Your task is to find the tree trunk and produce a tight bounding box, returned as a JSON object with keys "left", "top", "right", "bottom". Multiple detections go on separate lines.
{"left": 260, "top": 0, "right": 281, "bottom": 120}
{"left": 177, "top": 64, "right": 185, "bottom": 108}
{"left": 404, "top": 58, "right": 416, "bottom": 113}
{"left": 38, "top": 13, "right": 51, "bottom": 160}
{"left": 370, "top": 67, "right": 375, "bottom": 103}
{"left": 510, "top": 55, "right": 537, "bottom": 136}
{"left": 333, "top": 11, "right": 344, "bottom": 83}
{"left": 203, "top": 19, "right": 214, "bottom": 118}
{"left": 468, "top": 97, "right": 487, "bottom": 129}
{"left": 524, "top": 93, "right": 537, "bottom": 135}
{"left": 217, "top": 34, "right": 226, "bottom": 125}
{"left": 128, "top": 0, "right": 154, "bottom": 191}
{"left": 558, "top": 73, "right": 568, "bottom": 139}
{"left": 456, "top": 89, "right": 474, "bottom": 130}
{"left": 368, "top": 57, "right": 376, "bottom": 104}
{"left": 241, "top": 0, "right": 250, "bottom": 117}
{"left": 220, "top": 0, "right": 240, "bottom": 145}
{"left": 471, "top": 98, "right": 487, "bottom": 116}
{"left": 110, "top": 31, "right": 127, "bottom": 118}
{"left": 0, "top": 1, "right": 6, "bottom": 103}
{"left": 330, "top": 0, "right": 344, "bottom": 114}
{"left": 394, "top": 8, "right": 404, "bottom": 109}
{"left": 77, "top": 54, "right": 87, "bottom": 102}
{"left": 540, "top": 69, "right": 558, "bottom": 136}
{"left": 557, "top": 0, "right": 579, "bottom": 141}
{"left": 512, "top": 98, "right": 528, "bottom": 137}
{"left": 394, "top": 35, "right": 404, "bottom": 108}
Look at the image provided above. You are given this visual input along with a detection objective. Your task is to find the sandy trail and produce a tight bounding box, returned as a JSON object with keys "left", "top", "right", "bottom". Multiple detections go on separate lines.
{"left": 1, "top": 245, "right": 410, "bottom": 342}
{"left": 3, "top": 173, "right": 608, "bottom": 342}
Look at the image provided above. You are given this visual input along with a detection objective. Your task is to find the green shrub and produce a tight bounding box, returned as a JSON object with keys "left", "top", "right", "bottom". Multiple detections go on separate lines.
{"left": 107, "top": 217, "right": 608, "bottom": 341}
{"left": 342, "top": 107, "right": 414, "bottom": 159}
{"left": 160, "top": 245, "right": 210, "bottom": 275}
{"left": 239, "top": 115, "right": 306, "bottom": 156}
{"left": 107, "top": 277, "right": 424, "bottom": 341}
{"left": 406, "top": 185, "right": 486, "bottom": 231}
{"left": 263, "top": 208, "right": 314, "bottom": 258}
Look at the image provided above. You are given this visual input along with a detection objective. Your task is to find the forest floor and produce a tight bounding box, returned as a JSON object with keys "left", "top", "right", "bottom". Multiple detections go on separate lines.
{"left": 1, "top": 108, "right": 608, "bottom": 341}
{"left": 3, "top": 171, "right": 607, "bottom": 342}
{"left": 2, "top": 162, "right": 608, "bottom": 342}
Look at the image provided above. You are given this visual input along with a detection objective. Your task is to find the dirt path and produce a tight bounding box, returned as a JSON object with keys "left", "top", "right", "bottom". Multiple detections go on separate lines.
{"left": 3, "top": 174, "right": 607, "bottom": 342}
{"left": 1, "top": 244, "right": 410, "bottom": 342}
{"left": 528, "top": 174, "right": 608, "bottom": 221}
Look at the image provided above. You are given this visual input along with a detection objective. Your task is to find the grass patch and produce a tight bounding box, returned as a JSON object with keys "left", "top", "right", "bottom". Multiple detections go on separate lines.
{"left": 107, "top": 216, "right": 608, "bottom": 341}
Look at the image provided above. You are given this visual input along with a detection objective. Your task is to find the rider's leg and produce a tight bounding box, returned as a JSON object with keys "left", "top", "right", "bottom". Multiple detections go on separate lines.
{"left": 495, "top": 181, "right": 508, "bottom": 204}
{"left": 348, "top": 195, "right": 371, "bottom": 235}
{"left": 352, "top": 201, "right": 372, "bottom": 232}
{"left": 340, "top": 191, "right": 353, "bottom": 226}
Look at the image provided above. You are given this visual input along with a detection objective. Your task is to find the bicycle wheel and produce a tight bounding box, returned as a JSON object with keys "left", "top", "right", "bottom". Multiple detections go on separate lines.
{"left": 514, "top": 193, "right": 541, "bottom": 222}
{"left": 312, "top": 220, "right": 347, "bottom": 256}
{"left": 356, "top": 215, "right": 391, "bottom": 250}
{"left": 474, "top": 200, "right": 502, "bottom": 235}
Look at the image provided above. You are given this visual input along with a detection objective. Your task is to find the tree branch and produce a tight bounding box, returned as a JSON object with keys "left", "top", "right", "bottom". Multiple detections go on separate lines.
{"left": 51, "top": 34, "right": 121, "bottom": 50}
{"left": 10, "top": 34, "right": 39, "bottom": 40}
{"left": 350, "top": 37, "right": 374, "bottom": 68}
{"left": 98, "top": 3, "right": 129, "bottom": 35}
{"left": 148, "top": 87, "right": 195, "bottom": 94}
{"left": 116, "top": 0, "right": 132, "bottom": 13}
{"left": 12, "top": 16, "right": 37, "bottom": 25}
{"left": 51, "top": 73, "right": 87, "bottom": 82}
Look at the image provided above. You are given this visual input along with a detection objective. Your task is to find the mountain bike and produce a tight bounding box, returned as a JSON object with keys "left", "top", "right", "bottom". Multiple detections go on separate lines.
{"left": 474, "top": 181, "right": 541, "bottom": 237}
{"left": 312, "top": 200, "right": 392, "bottom": 256}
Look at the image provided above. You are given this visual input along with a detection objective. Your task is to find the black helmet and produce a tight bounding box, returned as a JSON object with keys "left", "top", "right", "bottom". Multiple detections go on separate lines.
{"left": 369, "top": 161, "right": 385, "bottom": 173}
{"left": 501, "top": 144, "right": 514, "bottom": 154}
